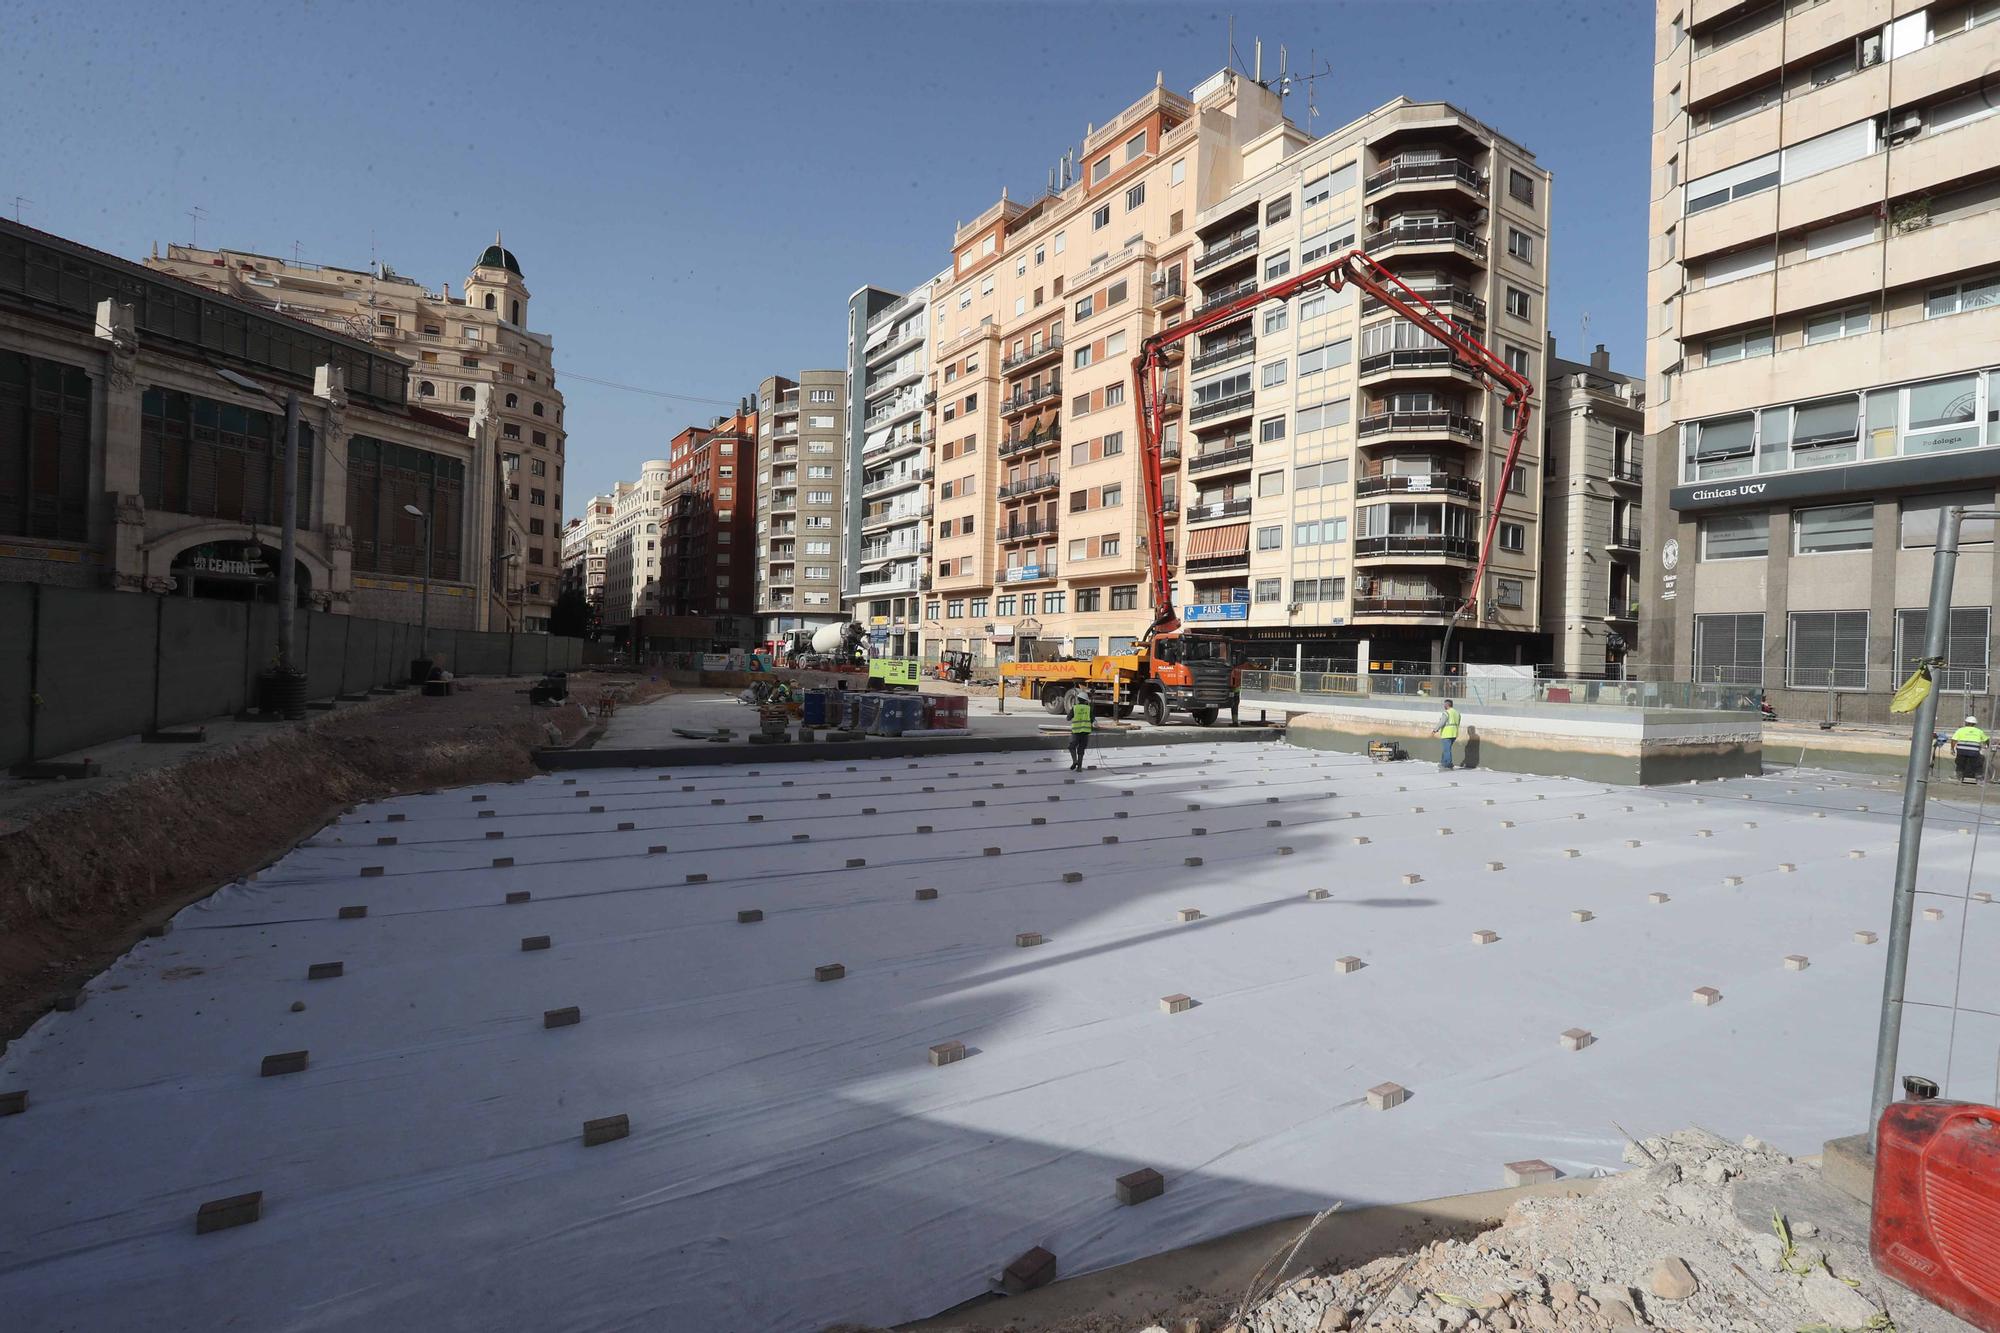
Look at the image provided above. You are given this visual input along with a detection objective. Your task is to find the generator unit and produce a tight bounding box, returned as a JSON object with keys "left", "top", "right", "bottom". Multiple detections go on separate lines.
{"left": 1872, "top": 1091, "right": 2000, "bottom": 1331}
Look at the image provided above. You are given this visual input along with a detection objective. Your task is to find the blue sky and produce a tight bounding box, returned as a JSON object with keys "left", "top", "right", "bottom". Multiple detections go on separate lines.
{"left": 1, "top": 0, "right": 1652, "bottom": 507}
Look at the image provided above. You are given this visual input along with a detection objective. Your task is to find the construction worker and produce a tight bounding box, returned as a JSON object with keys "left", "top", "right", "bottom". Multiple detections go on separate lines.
{"left": 1068, "top": 693, "right": 1094, "bottom": 771}
{"left": 1951, "top": 714, "right": 1988, "bottom": 783}
{"left": 1433, "top": 700, "right": 1462, "bottom": 772}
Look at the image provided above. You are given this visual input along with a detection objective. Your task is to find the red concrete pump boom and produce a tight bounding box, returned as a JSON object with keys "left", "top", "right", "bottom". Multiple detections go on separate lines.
{"left": 1131, "top": 248, "right": 1535, "bottom": 660}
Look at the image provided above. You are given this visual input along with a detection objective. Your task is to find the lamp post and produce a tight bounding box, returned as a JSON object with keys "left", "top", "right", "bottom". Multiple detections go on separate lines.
{"left": 405, "top": 502, "right": 431, "bottom": 683}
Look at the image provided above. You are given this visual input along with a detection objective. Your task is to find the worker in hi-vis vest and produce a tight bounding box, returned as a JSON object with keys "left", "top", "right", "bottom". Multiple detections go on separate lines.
{"left": 1433, "top": 702, "right": 1462, "bottom": 772}
{"left": 1068, "top": 695, "right": 1094, "bottom": 771}
{"left": 1951, "top": 714, "right": 1989, "bottom": 783}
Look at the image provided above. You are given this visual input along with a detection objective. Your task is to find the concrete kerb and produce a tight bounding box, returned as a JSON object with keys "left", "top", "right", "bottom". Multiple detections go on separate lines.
{"left": 534, "top": 725, "right": 1284, "bottom": 770}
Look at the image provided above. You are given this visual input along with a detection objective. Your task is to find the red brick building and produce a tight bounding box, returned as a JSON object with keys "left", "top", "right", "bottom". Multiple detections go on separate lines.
{"left": 641, "top": 406, "right": 757, "bottom": 649}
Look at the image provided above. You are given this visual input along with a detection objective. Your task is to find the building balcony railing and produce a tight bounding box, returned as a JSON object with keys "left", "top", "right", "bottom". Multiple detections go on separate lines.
{"left": 1190, "top": 335, "right": 1257, "bottom": 374}
{"left": 998, "top": 472, "right": 1061, "bottom": 499}
{"left": 998, "top": 519, "right": 1056, "bottom": 543}
{"left": 1363, "top": 220, "right": 1487, "bottom": 257}
{"left": 863, "top": 397, "right": 923, "bottom": 430}
{"left": 1356, "top": 473, "right": 1480, "bottom": 501}
{"left": 1607, "top": 525, "right": 1642, "bottom": 550}
{"left": 1357, "top": 410, "right": 1482, "bottom": 441}
{"left": 1194, "top": 276, "right": 1258, "bottom": 316}
{"left": 861, "top": 507, "right": 923, "bottom": 532}
{"left": 1002, "top": 336, "right": 1063, "bottom": 374}
{"left": 1364, "top": 156, "right": 1488, "bottom": 197}
{"left": 862, "top": 467, "right": 928, "bottom": 497}
{"left": 1000, "top": 380, "right": 1064, "bottom": 417}
{"left": 1360, "top": 286, "right": 1487, "bottom": 322}
{"left": 1354, "top": 534, "right": 1477, "bottom": 560}
{"left": 1357, "top": 347, "right": 1474, "bottom": 379}
{"left": 1186, "top": 441, "right": 1254, "bottom": 475}
{"left": 1611, "top": 459, "right": 1643, "bottom": 484}
{"left": 1185, "top": 553, "right": 1250, "bottom": 574}
{"left": 1188, "top": 390, "right": 1255, "bottom": 425}
{"left": 1353, "top": 594, "right": 1460, "bottom": 616}
{"left": 1000, "top": 561, "right": 1058, "bottom": 584}
{"left": 1000, "top": 423, "right": 1062, "bottom": 457}
{"left": 1160, "top": 439, "right": 1183, "bottom": 467}
{"left": 1607, "top": 601, "right": 1640, "bottom": 620}
{"left": 1151, "top": 272, "right": 1186, "bottom": 306}
{"left": 1185, "top": 497, "right": 1252, "bottom": 522}
{"left": 1194, "top": 228, "right": 1260, "bottom": 274}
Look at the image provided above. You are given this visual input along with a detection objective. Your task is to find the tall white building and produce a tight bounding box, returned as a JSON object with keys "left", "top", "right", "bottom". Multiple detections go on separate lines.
{"left": 844, "top": 280, "right": 937, "bottom": 656}
{"left": 599, "top": 460, "right": 669, "bottom": 629}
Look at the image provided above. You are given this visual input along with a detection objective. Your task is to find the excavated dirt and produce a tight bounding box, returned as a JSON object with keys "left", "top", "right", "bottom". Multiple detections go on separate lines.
{"left": 0, "top": 675, "right": 652, "bottom": 1050}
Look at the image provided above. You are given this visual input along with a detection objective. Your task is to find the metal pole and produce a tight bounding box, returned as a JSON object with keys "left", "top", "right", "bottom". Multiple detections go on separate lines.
{"left": 1869, "top": 504, "right": 1962, "bottom": 1150}
{"left": 419, "top": 514, "right": 432, "bottom": 671}
{"left": 277, "top": 392, "right": 299, "bottom": 672}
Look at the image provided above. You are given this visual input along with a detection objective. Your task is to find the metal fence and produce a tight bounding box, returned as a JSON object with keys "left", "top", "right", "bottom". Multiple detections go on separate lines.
{"left": 1238, "top": 669, "right": 1761, "bottom": 712}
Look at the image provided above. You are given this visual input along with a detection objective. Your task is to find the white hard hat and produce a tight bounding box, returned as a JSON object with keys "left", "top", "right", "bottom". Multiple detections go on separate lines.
{"left": 1968, "top": 716, "right": 1980, "bottom": 725}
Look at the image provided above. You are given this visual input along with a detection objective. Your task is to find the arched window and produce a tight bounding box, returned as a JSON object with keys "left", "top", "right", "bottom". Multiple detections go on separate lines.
{"left": 509, "top": 299, "right": 520, "bottom": 324}
{"left": 418, "top": 380, "right": 435, "bottom": 397}
{"left": 532, "top": 401, "right": 544, "bottom": 416}
{"left": 459, "top": 385, "right": 476, "bottom": 402}
{"left": 505, "top": 393, "right": 518, "bottom": 408}
{"left": 484, "top": 294, "right": 496, "bottom": 310}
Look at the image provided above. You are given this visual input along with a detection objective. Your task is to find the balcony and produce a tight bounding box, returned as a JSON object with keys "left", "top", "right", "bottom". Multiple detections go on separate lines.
{"left": 1195, "top": 276, "right": 1258, "bottom": 316}
{"left": 1185, "top": 497, "right": 1252, "bottom": 523}
{"left": 1611, "top": 459, "right": 1643, "bottom": 485}
{"left": 998, "top": 519, "right": 1056, "bottom": 543}
{"left": 1186, "top": 440, "right": 1254, "bottom": 475}
{"left": 1160, "top": 439, "right": 1182, "bottom": 468}
{"left": 1002, "top": 336, "right": 1063, "bottom": 374}
{"left": 1357, "top": 410, "right": 1483, "bottom": 442}
{"left": 1000, "top": 561, "right": 1058, "bottom": 584}
{"left": 1607, "top": 524, "right": 1641, "bottom": 550}
{"left": 1356, "top": 473, "right": 1480, "bottom": 502}
{"left": 1362, "top": 220, "right": 1486, "bottom": 258}
{"left": 1607, "top": 600, "right": 1639, "bottom": 620}
{"left": 998, "top": 472, "right": 1061, "bottom": 500}
{"left": 862, "top": 467, "right": 927, "bottom": 497}
{"left": 1194, "top": 228, "right": 1260, "bottom": 274}
{"left": 861, "top": 506, "right": 923, "bottom": 533}
{"left": 1353, "top": 594, "right": 1459, "bottom": 616}
{"left": 1190, "top": 334, "right": 1256, "bottom": 374}
{"left": 1000, "top": 380, "right": 1063, "bottom": 418}
{"left": 1357, "top": 347, "right": 1475, "bottom": 381}
{"left": 1361, "top": 286, "right": 1487, "bottom": 322}
{"left": 1188, "top": 390, "right": 1255, "bottom": 426}
{"left": 1151, "top": 272, "right": 1186, "bottom": 308}
{"left": 1364, "top": 156, "right": 1488, "bottom": 198}
{"left": 1185, "top": 552, "right": 1250, "bottom": 574}
{"left": 1355, "top": 534, "right": 1477, "bottom": 560}
{"left": 1000, "top": 423, "right": 1062, "bottom": 457}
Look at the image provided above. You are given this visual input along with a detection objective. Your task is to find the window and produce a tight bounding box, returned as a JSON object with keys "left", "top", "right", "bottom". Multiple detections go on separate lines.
{"left": 1505, "top": 345, "right": 1532, "bottom": 377}
{"left": 1126, "top": 182, "right": 1145, "bottom": 211}
{"left": 458, "top": 386, "right": 477, "bottom": 402}
{"left": 1805, "top": 215, "right": 1875, "bottom": 258}
{"left": 1508, "top": 169, "right": 1535, "bottom": 204}
{"left": 1688, "top": 413, "right": 1755, "bottom": 479}
{"left": 1686, "top": 152, "right": 1779, "bottom": 213}
{"left": 1074, "top": 293, "right": 1095, "bottom": 320}
{"left": 1804, "top": 304, "right": 1870, "bottom": 344}
{"left": 1782, "top": 119, "right": 1874, "bottom": 183}
{"left": 1263, "top": 306, "right": 1289, "bottom": 336}
{"left": 1695, "top": 612, "right": 1765, "bottom": 685}
{"left": 1103, "top": 383, "right": 1124, "bottom": 408}
{"left": 1053, "top": 231, "right": 1065, "bottom": 254}
{"left": 1193, "top": 368, "right": 1252, "bottom": 408}
{"left": 1294, "top": 459, "right": 1350, "bottom": 488}
{"left": 1075, "top": 588, "right": 1101, "bottom": 612}
{"left": 1264, "top": 251, "right": 1291, "bottom": 283}
{"left": 1110, "top": 585, "right": 1138, "bottom": 611}
{"left": 1266, "top": 195, "right": 1293, "bottom": 225}
{"left": 1123, "top": 129, "right": 1147, "bottom": 162}
{"left": 1068, "top": 537, "right": 1086, "bottom": 560}
{"left": 1, "top": 352, "right": 92, "bottom": 540}
{"left": 1895, "top": 607, "right": 1991, "bottom": 692}
{"left": 1255, "top": 578, "right": 1283, "bottom": 603}
{"left": 1073, "top": 344, "right": 1095, "bottom": 370}
{"left": 1170, "top": 158, "right": 1185, "bottom": 186}
{"left": 1505, "top": 287, "right": 1531, "bottom": 319}
{"left": 1092, "top": 155, "right": 1111, "bottom": 183}
{"left": 1294, "top": 399, "right": 1351, "bottom": 434}
{"left": 1296, "top": 340, "right": 1352, "bottom": 377}
{"left": 1102, "top": 483, "right": 1123, "bottom": 507}
{"left": 1262, "top": 359, "right": 1288, "bottom": 388}
{"left": 1498, "top": 522, "right": 1525, "bottom": 552}
{"left": 1044, "top": 591, "right": 1066, "bottom": 613}
{"left": 1294, "top": 519, "right": 1348, "bottom": 546}
{"left": 1788, "top": 610, "right": 1869, "bottom": 690}
{"left": 1298, "top": 292, "right": 1328, "bottom": 321}
{"left": 1705, "top": 328, "right": 1773, "bottom": 364}
{"left": 1092, "top": 204, "right": 1111, "bottom": 231}
{"left": 1494, "top": 579, "right": 1524, "bottom": 609}
{"left": 1072, "top": 392, "right": 1091, "bottom": 416}
{"left": 1794, "top": 503, "right": 1873, "bottom": 554}
{"left": 1900, "top": 492, "right": 1997, "bottom": 548}
{"left": 1705, "top": 81, "right": 1779, "bottom": 129}
{"left": 969, "top": 598, "right": 988, "bottom": 617}
{"left": 1256, "top": 525, "right": 1283, "bottom": 550}
{"left": 1925, "top": 274, "right": 2000, "bottom": 319}
{"left": 1906, "top": 375, "right": 1981, "bottom": 452}
{"left": 1299, "top": 219, "right": 1356, "bottom": 264}
{"left": 1260, "top": 416, "right": 1286, "bottom": 444}
{"left": 1101, "top": 535, "right": 1121, "bottom": 557}
{"left": 995, "top": 595, "right": 1017, "bottom": 617}
{"left": 946, "top": 599, "right": 965, "bottom": 618}
{"left": 1102, "top": 431, "right": 1124, "bottom": 456}
{"left": 1302, "top": 163, "right": 1354, "bottom": 206}
{"left": 1506, "top": 228, "right": 1537, "bottom": 263}
{"left": 1106, "top": 279, "right": 1128, "bottom": 308}
{"left": 1700, "top": 513, "right": 1768, "bottom": 560}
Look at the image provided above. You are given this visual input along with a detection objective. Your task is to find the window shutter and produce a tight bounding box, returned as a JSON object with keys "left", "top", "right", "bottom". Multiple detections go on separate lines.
{"left": 1788, "top": 611, "right": 1869, "bottom": 689}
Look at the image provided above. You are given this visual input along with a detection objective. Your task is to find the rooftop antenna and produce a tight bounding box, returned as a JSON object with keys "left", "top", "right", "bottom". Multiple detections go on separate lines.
{"left": 292, "top": 239, "right": 303, "bottom": 266}
{"left": 1581, "top": 310, "right": 1592, "bottom": 352}
{"left": 11, "top": 195, "right": 29, "bottom": 223}
{"left": 1283, "top": 48, "right": 1334, "bottom": 127}
{"left": 188, "top": 205, "right": 207, "bottom": 248}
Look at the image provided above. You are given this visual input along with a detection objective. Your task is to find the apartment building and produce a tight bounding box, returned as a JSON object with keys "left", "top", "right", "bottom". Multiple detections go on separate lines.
{"left": 661, "top": 408, "right": 757, "bottom": 645}
{"left": 844, "top": 281, "right": 936, "bottom": 657}
{"left": 1645, "top": 0, "right": 2000, "bottom": 719}
{"left": 149, "top": 237, "right": 569, "bottom": 629}
{"left": 1542, "top": 343, "right": 1647, "bottom": 676}
{"left": 924, "top": 69, "right": 1292, "bottom": 665}
{"left": 599, "top": 462, "right": 669, "bottom": 631}
{"left": 1181, "top": 98, "right": 1552, "bottom": 670}
{"left": 754, "top": 372, "right": 845, "bottom": 646}
{"left": 560, "top": 494, "right": 614, "bottom": 614}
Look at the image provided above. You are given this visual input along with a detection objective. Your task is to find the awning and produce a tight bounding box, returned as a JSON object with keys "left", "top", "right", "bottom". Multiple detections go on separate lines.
{"left": 1186, "top": 522, "right": 1249, "bottom": 559}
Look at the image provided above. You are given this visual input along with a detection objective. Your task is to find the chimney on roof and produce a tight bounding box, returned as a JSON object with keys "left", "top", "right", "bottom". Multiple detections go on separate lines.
{"left": 1590, "top": 343, "right": 1610, "bottom": 371}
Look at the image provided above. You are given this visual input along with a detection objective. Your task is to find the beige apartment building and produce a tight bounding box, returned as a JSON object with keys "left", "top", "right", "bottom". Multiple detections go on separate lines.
{"left": 923, "top": 69, "right": 1293, "bottom": 664}
{"left": 561, "top": 493, "right": 614, "bottom": 615}
{"left": 1181, "top": 98, "right": 1552, "bottom": 669}
{"left": 754, "top": 371, "right": 846, "bottom": 645}
{"left": 1646, "top": 0, "right": 2000, "bottom": 720}
{"left": 149, "top": 238, "right": 569, "bottom": 630}
{"left": 1541, "top": 343, "right": 1646, "bottom": 676}
{"left": 599, "top": 461, "right": 670, "bottom": 630}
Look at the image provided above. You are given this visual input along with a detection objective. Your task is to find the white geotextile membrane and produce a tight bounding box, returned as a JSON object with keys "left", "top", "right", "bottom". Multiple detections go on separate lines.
{"left": 3, "top": 744, "right": 1998, "bottom": 1331}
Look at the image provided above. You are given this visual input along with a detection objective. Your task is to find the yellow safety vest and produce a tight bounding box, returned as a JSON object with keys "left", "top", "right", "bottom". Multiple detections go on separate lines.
{"left": 1071, "top": 701, "right": 1094, "bottom": 734}
{"left": 1438, "top": 707, "right": 1461, "bottom": 740}
{"left": 1952, "top": 725, "right": 1987, "bottom": 747}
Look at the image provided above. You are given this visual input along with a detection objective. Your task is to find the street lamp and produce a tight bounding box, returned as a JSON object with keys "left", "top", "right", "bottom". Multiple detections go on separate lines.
{"left": 405, "top": 503, "right": 431, "bottom": 682}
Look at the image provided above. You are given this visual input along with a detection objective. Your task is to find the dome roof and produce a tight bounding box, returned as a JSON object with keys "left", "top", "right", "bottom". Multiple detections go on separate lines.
{"left": 475, "top": 243, "right": 522, "bottom": 276}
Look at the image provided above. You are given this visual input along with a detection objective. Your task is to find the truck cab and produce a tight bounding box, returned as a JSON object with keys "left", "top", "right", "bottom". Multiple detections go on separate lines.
{"left": 1143, "top": 632, "right": 1239, "bottom": 726}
